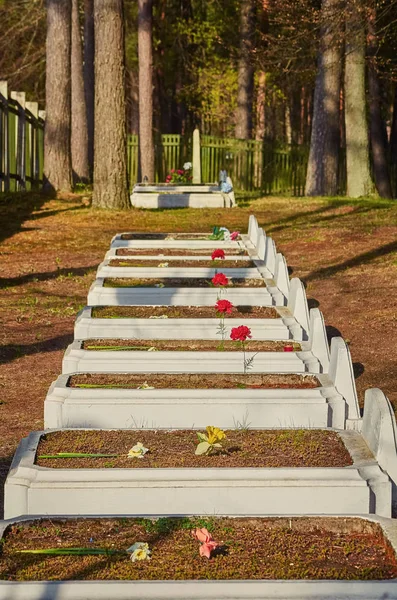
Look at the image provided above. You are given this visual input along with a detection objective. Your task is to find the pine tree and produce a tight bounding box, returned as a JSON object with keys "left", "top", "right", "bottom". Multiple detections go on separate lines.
{"left": 92, "top": 0, "right": 129, "bottom": 209}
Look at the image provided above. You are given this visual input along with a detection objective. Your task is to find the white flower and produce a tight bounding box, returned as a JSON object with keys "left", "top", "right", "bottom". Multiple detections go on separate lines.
{"left": 127, "top": 442, "right": 149, "bottom": 458}
{"left": 183, "top": 162, "right": 192, "bottom": 170}
{"left": 127, "top": 541, "right": 151, "bottom": 561}
{"left": 154, "top": 283, "right": 165, "bottom": 288}
{"left": 137, "top": 381, "right": 155, "bottom": 390}
{"left": 219, "top": 227, "right": 231, "bottom": 241}
{"left": 149, "top": 315, "right": 168, "bottom": 319}
{"left": 157, "top": 262, "right": 169, "bottom": 268}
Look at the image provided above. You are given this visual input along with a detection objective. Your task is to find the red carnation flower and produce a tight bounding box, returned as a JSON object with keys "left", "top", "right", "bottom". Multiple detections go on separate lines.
{"left": 230, "top": 325, "right": 252, "bottom": 342}
{"left": 212, "top": 273, "right": 229, "bottom": 287}
{"left": 211, "top": 249, "right": 225, "bottom": 261}
{"left": 215, "top": 299, "right": 233, "bottom": 314}
{"left": 230, "top": 231, "right": 240, "bottom": 241}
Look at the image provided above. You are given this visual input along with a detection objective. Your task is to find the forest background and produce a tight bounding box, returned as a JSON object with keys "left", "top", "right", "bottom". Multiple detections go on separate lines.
{"left": 1, "top": 0, "right": 397, "bottom": 202}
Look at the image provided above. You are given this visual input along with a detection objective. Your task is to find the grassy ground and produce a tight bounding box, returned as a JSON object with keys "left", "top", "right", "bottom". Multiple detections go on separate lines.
{"left": 0, "top": 191, "right": 396, "bottom": 518}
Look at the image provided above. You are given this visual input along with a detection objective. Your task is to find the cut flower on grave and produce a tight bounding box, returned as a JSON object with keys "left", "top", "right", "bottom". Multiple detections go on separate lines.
{"left": 195, "top": 426, "right": 227, "bottom": 456}
{"left": 191, "top": 527, "right": 222, "bottom": 559}
{"left": 215, "top": 299, "right": 233, "bottom": 314}
{"left": 211, "top": 249, "right": 226, "bottom": 260}
{"left": 127, "top": 442, "right": 149, "bottom": 459}
{"left": 127, "top": 542, "right": 151, "bottom": 562}
{"left": 212, "top": 273, "right": 229, "bottom": 287}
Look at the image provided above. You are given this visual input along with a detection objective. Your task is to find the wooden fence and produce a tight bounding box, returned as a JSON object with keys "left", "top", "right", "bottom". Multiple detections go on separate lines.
{"left": 127, "top": 134, "right": 191, "bottom": 186}
{"left": 0, "top": 82, "right": 44, "bottom": 192}
{"left": 127, "top": 133, "right": 310, "bottom": 195}
{"left": 201, "top": 136, "right": 309, "bottom": 195}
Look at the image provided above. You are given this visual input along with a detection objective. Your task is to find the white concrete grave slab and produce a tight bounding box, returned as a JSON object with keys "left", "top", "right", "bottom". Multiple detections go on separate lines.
{"left": 46, "top": 337, "right": 355, "bottom": 431}
{"left": 110, "top": 235, "right": 244, "bottom": 250}
{"left": 87, "top": 277, "right": 277, "bottom": 307}
{"left": 130, "top": 191, "right": 235, "bottom": 209}
{"left": 104, "top": 248, "right": 256, "bottom": 260}
{"left": 95, "top": 260, "right": 263, "bottom": 280}
{"left": 362, "top": 388, "right": 397, "bottom": 506}
{"left": 4, "top": 428, "right": 390, "bottom": 519}
{"left": 63, "top": 308, "right": 328, "bottom": 376}
{"left": 76, "top": 277, "right": 309, "bottom": 341}
{"left": 1, "top": 515, "right": 397, "bottom": 599}
{"left": 62, "top": 342, "right": 318, "bottom": 375}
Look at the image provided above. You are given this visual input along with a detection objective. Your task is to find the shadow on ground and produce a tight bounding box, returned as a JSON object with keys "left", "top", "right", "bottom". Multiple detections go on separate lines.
{"left": 0, "top": 333, "right": 74, "bottom": 366}
{"left": 0, "top": 265, "right": 97, "bottom": 288}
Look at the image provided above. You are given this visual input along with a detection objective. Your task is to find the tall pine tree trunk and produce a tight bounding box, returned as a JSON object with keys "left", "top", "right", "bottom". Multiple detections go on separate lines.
{"left": 71, "top": 0, "right": 89, "bottom": 183}
{"left": 138, "top": 0, "right": 155, "bottom": 181}
{"left": 92, "top": 0, "right": 129, "bottom": 209}
{"left": 255, "top": 71, "right": 266, "bottom": 141}
{"left": 235, "top": 0, "right": 255, "bottom": 139}
{"left": 344, "top": 0, "right": 373, "bottom": 197}
{"left": 84, "top": 0, "right": 95, "bottom": 178}
{"left": 44, "top": 0, "right": 72, "bottom": 193}
{"left": 367, "top": 5, "right": 392, "bottom": 198}
{"left": 305, "top": 0, "right": 342, "bottom": 196}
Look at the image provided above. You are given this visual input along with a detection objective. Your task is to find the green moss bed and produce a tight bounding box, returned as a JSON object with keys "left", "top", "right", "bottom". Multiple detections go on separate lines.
{"left": 68, "top": 373, "right": 320, "bottom": 390}
{"left": 91, "top": 305, "right": 278, "bottom": 319}
{"left": 108, "top": 259, "right": 255, "bottom": 268}
{"left": 1, "top": 517, "right": 396, "bottom": 581}
{"left": 81, "top": 339, "right": 301, "bottom": 352}
{"left": 103, "top": 277, "right": 265, "bottom": 288}
{"left": 35, "top": 429, "right": 353, "bottom": 469}
{"left": 116, "top": 248, "right": 249, "bottom": 256}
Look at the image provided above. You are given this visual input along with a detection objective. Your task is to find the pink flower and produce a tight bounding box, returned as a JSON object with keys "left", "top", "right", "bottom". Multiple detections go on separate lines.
{"left": 284, "top": 343, "right": 294, "bottom": 352}
{"left": 230, "top": 231, "right": 240, "bottom": 241}
{"left": 170, "top": 169, "right": 175, "bottom": 173}
{"left": 211, "top": 249, "right": 225, "bottom": 260}
{"left": 215, "top": 299, "right": 233, "bottom": 314}
{"left": 230, "top": 325, "right": 252, "bottom": 342}
{"left": 191, "top": 528, "right": 221, "bottom": 559}
{"left": 177, "top": 169, "right": 184, "bottom": 175}
{"left": 212, "top": 272, "right": 229, "bottom": 287}
{"left": 165, "top": 175, "right": 171, "bottom": 183}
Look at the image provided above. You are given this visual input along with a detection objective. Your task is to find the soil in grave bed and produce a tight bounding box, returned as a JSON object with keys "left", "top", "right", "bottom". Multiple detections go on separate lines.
{"left": 103, "top": 277, "right": 265, "bottom": 288}
{"left": 81, "top": 339, "right": 302, "bottom": 352}
{"left": 35, "top": 429, "right": 353, "bottom": 469}
{"left": 120, "top": 233, "right": 241, "bottom": 240}
{"left": 116, "top": 247, "right": 249, "bottom": 256}
{"left": 108, "top": 259, "right": 255, "bottom": 268}
{"left": 1, "top": 517, "right": 396, "bottom": 581}
{"left": 68, "top": 373, "right": 319, "bottom": 390}
{"left": 92, "top": 305, "right": 278, "bottom": 319}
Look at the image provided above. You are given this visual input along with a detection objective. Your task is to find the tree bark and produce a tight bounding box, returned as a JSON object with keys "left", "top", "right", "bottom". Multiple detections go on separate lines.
{"left": 305, "top": 0, "right": 342, "bottom": 197}
{"left": 344, "top": 0, "right": 374, "bottom": 197}
{"left": 92, "top": 0, "right": 129, "bottom": 209}
{"left": 71, "top": 0, "right": 89, "bottom": 184}
{"left": 84, "top": 0, "right": 95, "bottom": 178}
{"left": 367, "top": 5, "right": 392, "bottom": 198}
{"left": 138, "top": 0, "right": 155, "bottom": 182}
{"left": 44, "top": 0, "right": 72, "bottom": 193}
{"left": 255, "top": 71, "right": 266, "bottom": 141}
{"left": 390, "top": 84, "right": 397, "bottom": 169}
{"left": 235, "top": 0, "right": 255, "bottom": 139}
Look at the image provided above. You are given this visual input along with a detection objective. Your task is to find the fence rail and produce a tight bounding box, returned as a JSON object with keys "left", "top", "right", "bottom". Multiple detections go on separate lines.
{"left": 127, "top": 133, "right": 311, "bottom": 195}
{"left": 0, "top": 82, "right": 44, "bottom": 192}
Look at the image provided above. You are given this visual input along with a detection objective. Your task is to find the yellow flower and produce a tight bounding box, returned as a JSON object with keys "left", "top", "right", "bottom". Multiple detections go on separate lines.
{"left": 206, "top": 426, "right": 226, "bottom": 445}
